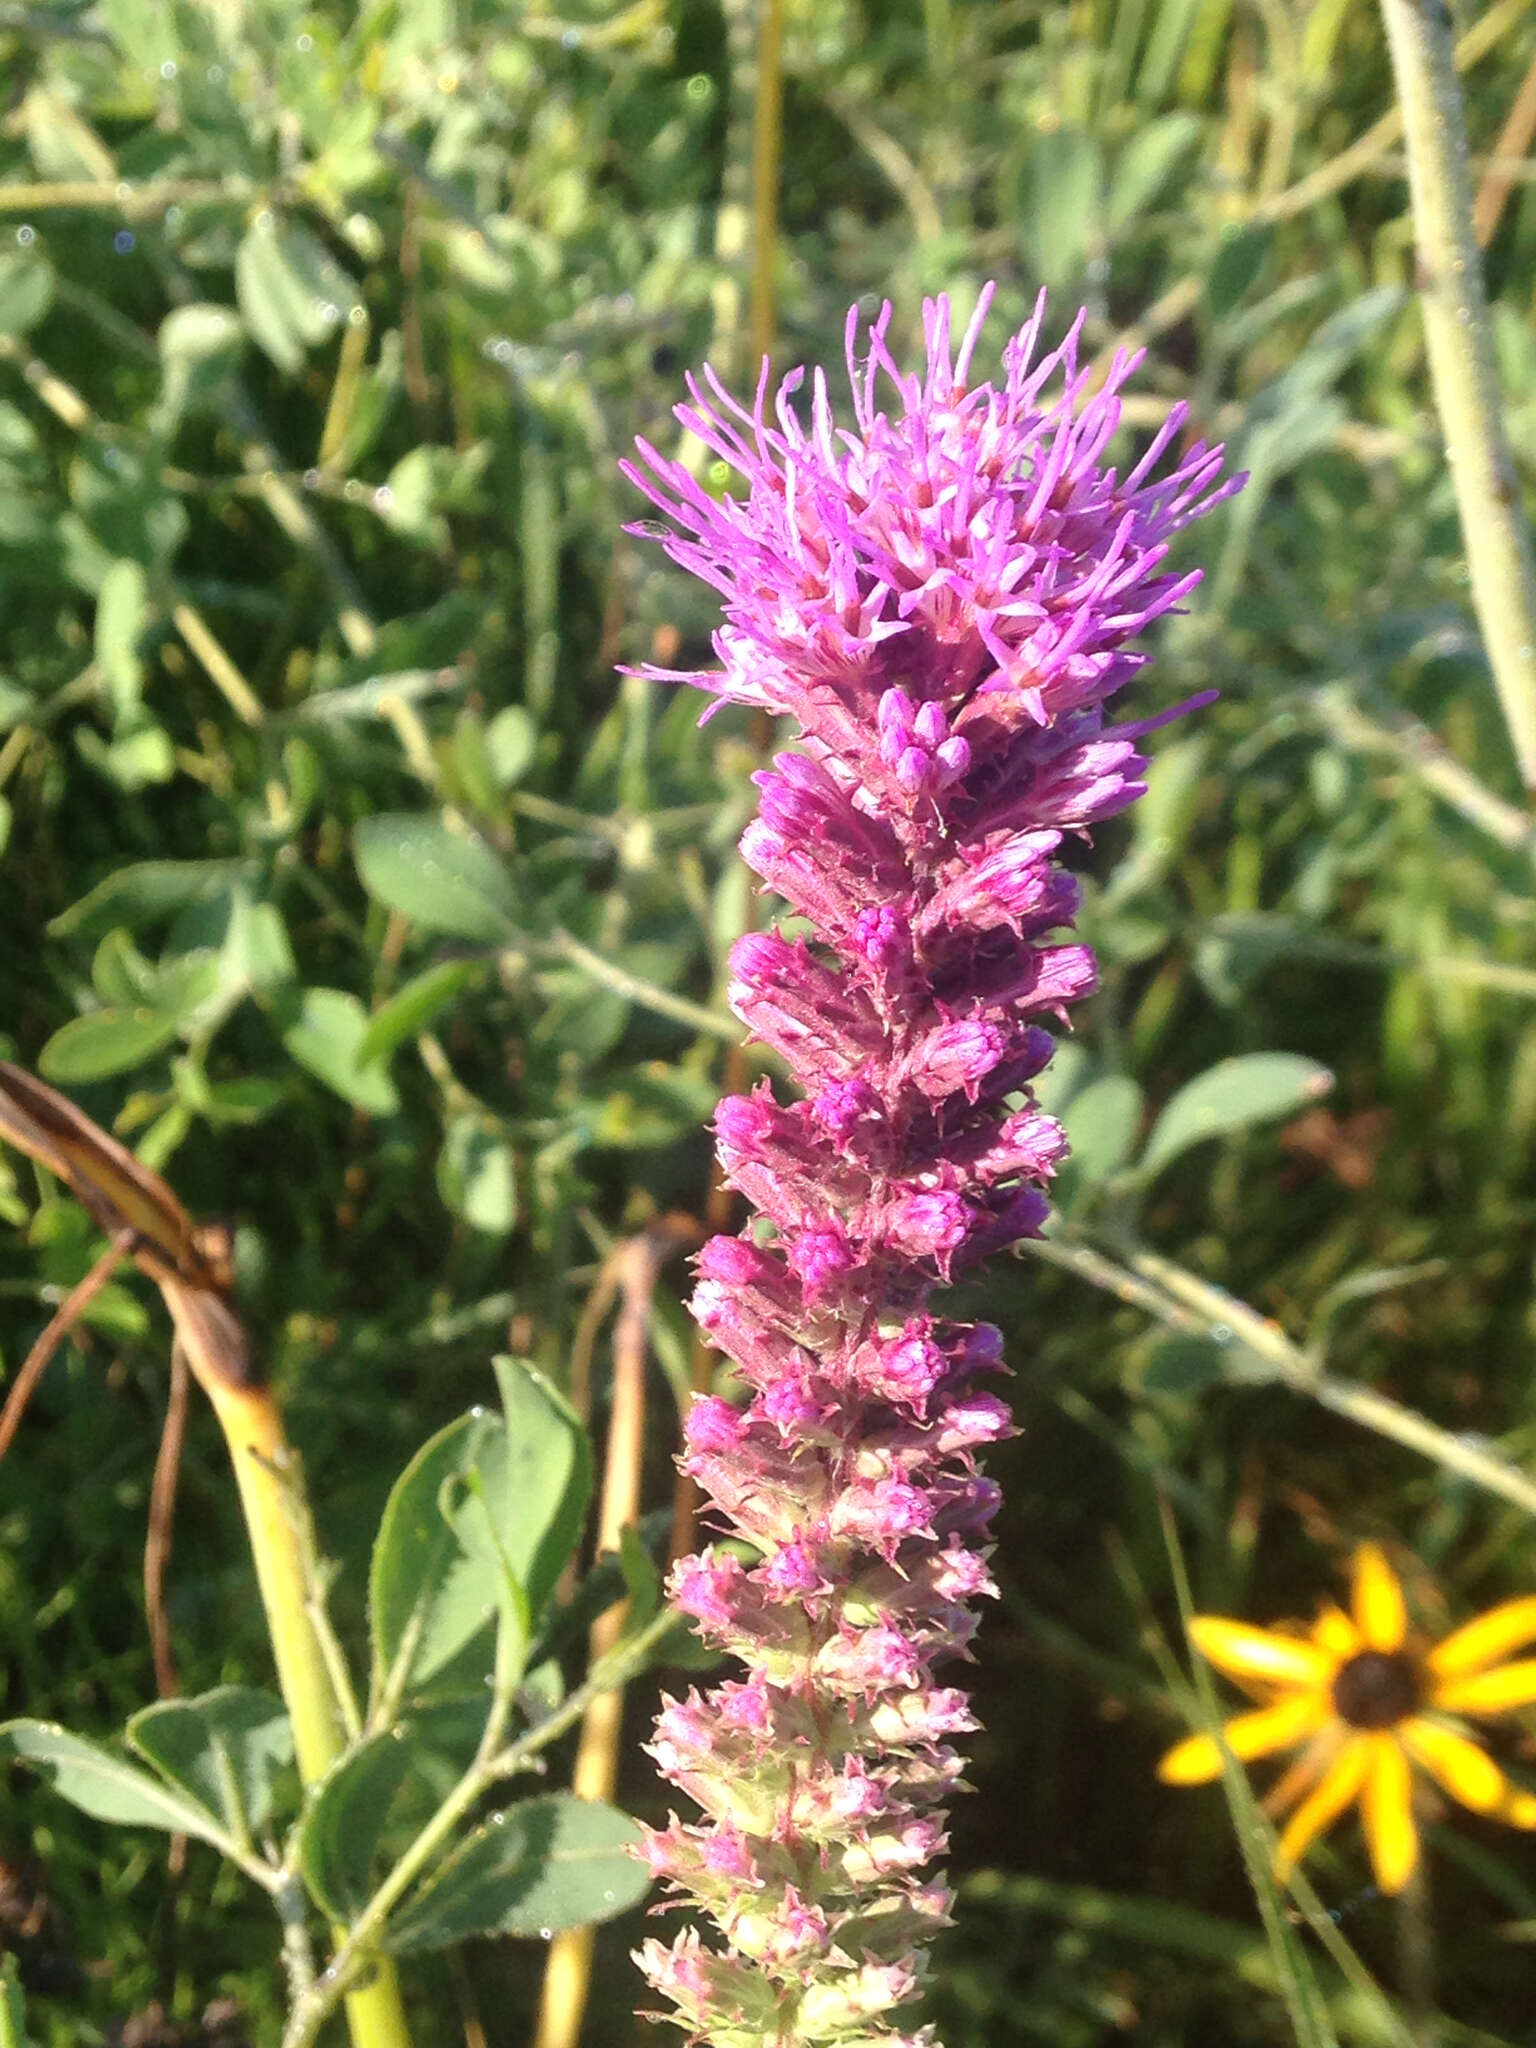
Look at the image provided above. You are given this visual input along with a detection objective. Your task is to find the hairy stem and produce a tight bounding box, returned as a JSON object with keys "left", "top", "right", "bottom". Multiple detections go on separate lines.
{"left": 1379, "top": 0, "right": 1536, "bottom": 794}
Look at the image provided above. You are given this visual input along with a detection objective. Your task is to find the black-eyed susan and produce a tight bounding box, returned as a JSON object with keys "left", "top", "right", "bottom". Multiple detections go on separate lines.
{"left": 1159, "top": 1543, "right": 1536, "bottom": 1894}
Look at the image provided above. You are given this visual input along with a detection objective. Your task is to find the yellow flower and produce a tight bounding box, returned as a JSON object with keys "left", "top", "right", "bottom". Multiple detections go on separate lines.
{"left": 1158, "top": 1543, "right": 1536, "bottom": 1894}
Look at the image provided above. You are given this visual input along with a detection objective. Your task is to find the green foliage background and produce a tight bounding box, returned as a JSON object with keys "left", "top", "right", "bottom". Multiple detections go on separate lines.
{"left": 3, "top": 0, "right": 1536, "bottom": 2040}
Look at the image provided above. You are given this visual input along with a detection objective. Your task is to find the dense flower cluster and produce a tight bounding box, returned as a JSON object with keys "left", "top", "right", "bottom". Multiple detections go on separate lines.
{"left": 622, "top": 287, "right": 1237, "bottom": 2047}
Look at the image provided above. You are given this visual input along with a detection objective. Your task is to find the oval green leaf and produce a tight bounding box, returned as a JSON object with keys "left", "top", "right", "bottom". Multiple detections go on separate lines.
{"left": 370, "top": 1410, "right": 504, "bottom": 1698}
{"left": 1061, "top": 1074, "right": 1144, "bottom": 1190}
{"left": 126, "top": 1687, "right": 292, "bottom": 1839}
{"left": 1137, "top": 1054, "right": 1334, "bottom": 1181}
{"left": 0, "top": 1721, "right": 231, "bottom": 1849}
{"left": 49, "top": 860, "right": 246, "bottom": 941}
{"left": 490, "top": 1358, "right": 591, "bottom": 1626}
{"left": 298, "top": 1733, "right": 415, "bottom": 1923}
{"left": 280, "top": 987, "right": 400, "bottom": 1114}
{"left": 38, "top": 1007, "right": 181, "bottom": 1083}
{"left": 354, "top": 815, "right": 519, "bottom": 942}
{"left": 387, "top": 1794, "right": 647, "bottom": 1952}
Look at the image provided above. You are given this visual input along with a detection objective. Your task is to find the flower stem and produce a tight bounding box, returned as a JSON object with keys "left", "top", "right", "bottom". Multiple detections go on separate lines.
{"left": 1395, "top": 1861, "right": 1438, "bottom": 2048}
{"left": 1379, "top": 0, "right": 1536, "bottom": 795}
{"left": 534, "top": 1235, "right": 657, "bottom": 2048}
{"left": 162, "top": 1282, "right": 415, "bottom": 2048}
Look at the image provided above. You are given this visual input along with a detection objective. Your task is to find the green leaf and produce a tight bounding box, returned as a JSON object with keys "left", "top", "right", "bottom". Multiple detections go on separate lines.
{"left": 235, "top": 215, "right": 359, "bottom": 374}
{"left": 354, "top": 815, "right": 519, "bottom": 942}
{"left": 298, "top": 1733, "right": 415, "bottom": 1923}
{"left": 357, "top": 961, "right": 478, "bottom": 1067}
{"left": 1137, "top": 1335, "right": 1229, "bottom": 1397}
{"left": 281, "top": 988, "right": 401, "bottom": 1115}
{"left": 0, "top": 1952, "right": 38, "bottom": 2048}
{"left": 1108, "top": 114, "right": 1201, "bottom": 231}
{"left": 370, "top": 1410, "right": 504, "bottom": 1698}
{"left": 1137, "top": 1055, "right": 1334, "bottom": 1181}
{"left": 1060, "top": 1074, "right": 1144, "bottom": 1189}
{"left": 489, "top": 1357, "right": 591, "bottom": 1625}
{"left": 49, "top": 861, "right": 246, "bottom": 941}
{"left": 157, "top": 303, "right": 245, "bottom": 413}
{"left": 617, "top": 1524, "right": 662, "bottom": 1632}
{"left": 437, "top": 1116, "right": 517, "bottom": 1236}
{"left": 0, "top": 1721, "right": 233, "bottom": 1849}
{"left": 38, "top": 1007, "right": 180, "bottom": 1083}
{"left": 94, "top": 559, "right": 148, "bottom": 713}
{"left": 1017, "top": 129, "right": 1103, "bottom": 288}
{"left": 126, "top": 1687, "right": 292, "bottom": 1840}
{"left": 0, "top": 254, "right": 52, "bottom": 338}
{"left": 485, "top": 706, "right": 538, "bottom": 788}
{"left": 1207, "top": 224, "right": 1273, "bottom": 318}
{"left": 387, "top": 1794, "right": 648, "bottom": 1952}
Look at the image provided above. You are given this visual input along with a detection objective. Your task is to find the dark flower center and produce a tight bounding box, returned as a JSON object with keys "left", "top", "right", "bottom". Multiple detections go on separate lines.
{"left": 1332, "top": 1650, "right": 1421, "bottom": 1729}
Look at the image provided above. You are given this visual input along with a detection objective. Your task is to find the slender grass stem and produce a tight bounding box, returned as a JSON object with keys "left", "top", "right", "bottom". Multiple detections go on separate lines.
{"left": 1030, "top": 1232, "right": 1536, "bottom": 1522}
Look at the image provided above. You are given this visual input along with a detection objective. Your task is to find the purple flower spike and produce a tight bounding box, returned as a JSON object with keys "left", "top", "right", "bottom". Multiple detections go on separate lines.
{"left": 624, "top": 287, "right": 1239, "bottom": 2047}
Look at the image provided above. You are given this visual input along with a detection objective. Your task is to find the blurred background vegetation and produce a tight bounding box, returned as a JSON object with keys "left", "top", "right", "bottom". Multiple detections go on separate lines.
{"left": 3, "top": 0, "right": 1536, "bottom": 2041}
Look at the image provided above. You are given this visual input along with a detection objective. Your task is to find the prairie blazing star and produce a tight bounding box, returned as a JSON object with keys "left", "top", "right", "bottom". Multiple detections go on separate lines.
{"left": 623, "top": 286, "right": 1237, "bottom": 2046}
{"left": 1159, "top": 1542, "right": 1536, "bottom": 1894}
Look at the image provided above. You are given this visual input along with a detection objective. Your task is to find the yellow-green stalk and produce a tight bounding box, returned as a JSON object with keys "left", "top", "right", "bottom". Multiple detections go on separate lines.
{"left": 164, "top": 1281, "right": 414, "bottom": 2048}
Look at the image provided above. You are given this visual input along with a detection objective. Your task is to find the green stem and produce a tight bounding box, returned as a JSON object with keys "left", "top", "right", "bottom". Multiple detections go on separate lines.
{"left": 1379, "top": 0, "right": 1536, "bottom": 794}
{"left": 746, "top": 0, "right": 783, "bottom": 374}
{"left": 1396, "top": 1861, "right": 1438, "bottom": 2047}
{"left": 279, "top": 1607, "right": 679, "bottom": 2048}
{"left": 543, "top": 928, "right": 742, "bottom": 1042}
{"left": 1312, "top": 684, "right": 1536, "bottom": 857}
{"left": 1029, "top": 1231, "right": 1536, "bottom": 1522}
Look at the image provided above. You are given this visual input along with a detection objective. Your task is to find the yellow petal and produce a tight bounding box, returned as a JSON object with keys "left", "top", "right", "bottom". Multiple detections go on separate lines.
{"left": 1398, "top": 1718, "right": 1508, "bottom": 1815}
{"left": 1157, "top": 1692, "right": 1331, "bottom": 1785}
{"left": 1275, "top": 1738, "right": 1369, "bottom": 1881}
{"left": 1428, "top": 1596, "right": 1536, "bottom": 1680}
{"left": 1312, "top": 1603, "right": 1361, "bottom": 1661}
{"left": 1158, "top": 1732, "right": 1225, "bottom": 1785}
{"left": 1351, "top": 1544, "right": 1407, "bottom": 1654}
{"left": 1432, "top": 1659, "right": 1536, "bottom": 1716}
{"left": 1189, "top": 1617, "right": 1331, "bottom": 1688}
{"left": 1499, "top": 1790, "right": 1536, "bottom": 1830}
{"left": 1361, "top": 1735, "right": 1418, "bottom": 1894}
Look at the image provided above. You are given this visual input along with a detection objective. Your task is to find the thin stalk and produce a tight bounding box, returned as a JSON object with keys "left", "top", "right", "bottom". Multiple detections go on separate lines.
{"left": 534, "top": 1235, "right": 658, "bottom": 2048}
{"left": 1312, "top": 685, "right": 1535, "bottom": 855}
{"left": 543, "top": 928, "right": 741, "bottom": 1042}
{"left": 0, "top": 178, "right": 250, "bottom": 213}
{"left": 1396, "top": 1862, "right": 1437, "bottom": 2048}
{"left": 161, "top": 1281, "right": 414, "bottom": 2048}
{"left": 169, "top": 600, "right": 266, "bottom": 727}
{"left": 1472, "top": 44, "right": 1536, "bottom": 243}
{"left": 1378, "top": 0, "right": 1536, "bottom": 793}
{"left": 746, "top": 0, "right": 784, "bottom": 376}
{"left": 707, "top": 0, "right": 759, "bottom": 385}
{"left": 1029, "top": 1231, "right": 1536, "bottom": 1522}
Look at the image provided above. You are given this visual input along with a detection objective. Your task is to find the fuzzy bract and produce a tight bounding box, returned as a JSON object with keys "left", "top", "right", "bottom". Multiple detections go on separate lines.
{"left": 623, "top": 285, "right": 1238, "bottom": 2047}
